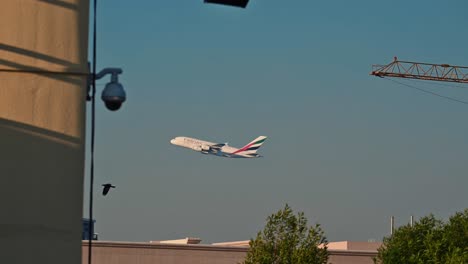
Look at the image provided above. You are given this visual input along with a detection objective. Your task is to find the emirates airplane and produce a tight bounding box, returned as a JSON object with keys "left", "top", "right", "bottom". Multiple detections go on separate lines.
{"left": 170, "top": 136, "right": 267, "bottom": 158}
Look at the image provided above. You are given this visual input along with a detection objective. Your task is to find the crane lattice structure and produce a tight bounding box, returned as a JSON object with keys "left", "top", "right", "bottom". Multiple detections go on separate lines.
{"left": 370, "top": 57, "right": 468, "bottom": 84}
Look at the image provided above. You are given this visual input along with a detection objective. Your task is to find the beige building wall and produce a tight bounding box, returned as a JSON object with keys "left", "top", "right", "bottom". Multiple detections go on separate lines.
{"left": 83, "top": 242, "right": 248, "bottom": 264}
{"left": 328, "top": 251, "right": 376, "bottom": 264}
{"left": 82, "top": 241, "right": 378, "bottom": 264}
{"left": 0, "top": 1, "right": 89, "bottom": 264}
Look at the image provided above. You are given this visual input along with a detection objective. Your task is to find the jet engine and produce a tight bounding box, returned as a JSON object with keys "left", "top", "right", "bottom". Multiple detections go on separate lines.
{"left": 192, "top": 145, "right": 211, "bottom": 152}
{"left": 192, "top": 146, "right": 202, "bottom": 152}
{"left": 200, "top": 145, "right": 211, "bottom": 151}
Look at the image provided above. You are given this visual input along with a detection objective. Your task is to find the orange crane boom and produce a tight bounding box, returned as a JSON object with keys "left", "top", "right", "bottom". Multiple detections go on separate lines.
{"left": 371, "top": 57, "right": 468, "bottom": 84}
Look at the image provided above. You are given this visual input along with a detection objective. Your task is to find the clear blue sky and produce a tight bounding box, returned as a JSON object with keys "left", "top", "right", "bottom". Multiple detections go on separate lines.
{"left": 84, "top": 0, "right": 468, "bottom": 243}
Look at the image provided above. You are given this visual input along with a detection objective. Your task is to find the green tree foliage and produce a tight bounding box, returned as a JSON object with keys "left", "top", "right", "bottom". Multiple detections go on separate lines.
{"left": 374, "top": 209, "right": 468, "bottom": 264}
{"left": 243, "top": 204, "right": 328, "bottom": 264}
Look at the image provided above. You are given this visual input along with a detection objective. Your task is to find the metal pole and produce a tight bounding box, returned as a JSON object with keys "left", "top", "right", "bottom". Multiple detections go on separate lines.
{"left": 390, "top": 216, "right": 395, "bottom": 235}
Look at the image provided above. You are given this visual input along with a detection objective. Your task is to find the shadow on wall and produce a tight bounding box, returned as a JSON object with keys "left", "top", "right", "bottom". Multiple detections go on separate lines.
{"left": 0, "top": 117, "right": 84, "bottom": 263}
{"left": 37, "top": 0, "right": 80, "bottom": 11}
{"left": 0, "top": 58, "right": 84, "bottom": 85}
{"left": 0, "top": 0, "right": 90, "bottom": 133}
{"left": 0, "top": 41, "right": 86, "bottom": 86}
{"left": 0, "top": 117, "right": 83, "bottom": 219}
{"left": 0, "top": 0, "right": 88, "bottom": 85}
{"left": 0, "top": 43, "right": 77, "bottom": 66}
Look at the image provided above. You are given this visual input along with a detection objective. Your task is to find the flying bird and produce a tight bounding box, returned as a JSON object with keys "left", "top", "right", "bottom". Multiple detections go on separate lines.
{"left": 102, "top": 183, "right": 115, "bottom": 196}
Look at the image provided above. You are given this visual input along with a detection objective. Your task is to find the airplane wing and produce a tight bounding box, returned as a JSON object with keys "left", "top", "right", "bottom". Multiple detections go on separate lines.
{"left": 210, "top": 143, "right": 226, "bottom": 150}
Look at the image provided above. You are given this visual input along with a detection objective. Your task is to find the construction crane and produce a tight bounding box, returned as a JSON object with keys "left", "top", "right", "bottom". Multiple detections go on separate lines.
{"left": 370, "top": 57, "right": 468, "bottom": 84}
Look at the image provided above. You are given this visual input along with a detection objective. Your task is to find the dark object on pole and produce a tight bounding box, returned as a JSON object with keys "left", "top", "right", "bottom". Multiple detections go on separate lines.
{"left": 102, "top": 183, "right": 116, "bottom": 196}
{"left": 204, "top": 0, "right": 249, "bottom": 8}
{"left": 82, "top": 218, "right": 97, "bottom": 240}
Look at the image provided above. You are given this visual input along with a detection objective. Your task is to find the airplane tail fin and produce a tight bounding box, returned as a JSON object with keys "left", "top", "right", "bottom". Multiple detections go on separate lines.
{"left": 234, "top": 136, "right": 267, "bottom": 154}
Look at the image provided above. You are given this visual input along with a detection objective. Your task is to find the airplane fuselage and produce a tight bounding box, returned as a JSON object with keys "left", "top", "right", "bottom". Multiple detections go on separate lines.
{"left": 170, "top": 136, "right": 263, "bottom": 158}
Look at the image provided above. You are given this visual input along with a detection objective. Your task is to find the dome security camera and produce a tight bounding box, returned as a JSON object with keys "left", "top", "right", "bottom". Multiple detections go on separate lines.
{"left": 101, "top": 81, "right": 126, "bottom": 111}
{"left": 88, "top": 67, "right": 126, "bottom": 111}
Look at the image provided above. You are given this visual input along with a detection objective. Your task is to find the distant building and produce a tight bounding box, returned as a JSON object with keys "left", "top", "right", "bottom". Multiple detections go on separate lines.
{"left": 82, "top": 218, "right": 98, "bottom": 240}
{"left": 82, "top": 237, "right": 381, "bottom": 264}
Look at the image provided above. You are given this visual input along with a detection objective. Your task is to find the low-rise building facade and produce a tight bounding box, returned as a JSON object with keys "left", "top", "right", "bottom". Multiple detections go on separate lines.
{"left": 82, "top": 239, "right": 381, "bottom": 264}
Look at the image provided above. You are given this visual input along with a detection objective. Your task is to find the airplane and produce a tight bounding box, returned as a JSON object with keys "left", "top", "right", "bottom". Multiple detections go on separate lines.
{"left": 170, "top": 136, "right": 267, "bottom": 158}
